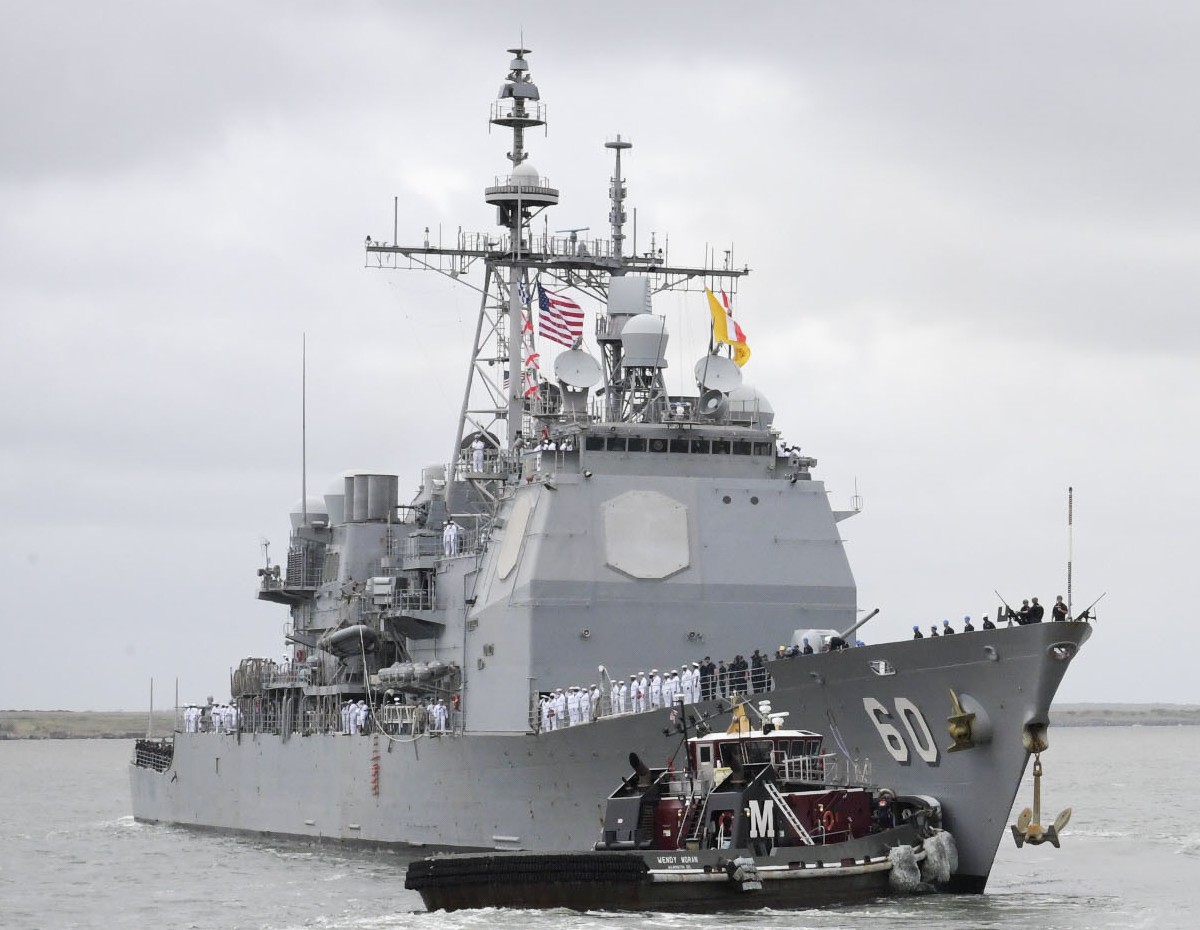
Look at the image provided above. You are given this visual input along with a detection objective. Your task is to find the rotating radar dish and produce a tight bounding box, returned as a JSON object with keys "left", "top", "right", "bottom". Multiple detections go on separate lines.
{"left": 694, "top": 354, "right": 743, "bottom": 392}
{"left": 554, "top": 349, "right": 601, "bottom": 388}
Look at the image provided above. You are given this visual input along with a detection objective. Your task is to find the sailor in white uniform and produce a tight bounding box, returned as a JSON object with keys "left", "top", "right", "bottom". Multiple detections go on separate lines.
{"left": 573, "top": 686, "right": 586, "bottom": 725}
{"left": 649, "top": 670, "right": 663, "bottom": 709}
{"left": 690, "top": 662, "right": 702, "bottom": 703}
{"left": 471, "top": 437, "right": 485, "bottom": 472}
{"left": 562, "top": 687, "right": 575, "bottom": 726}
{"left": 680, "top": 665, "right": 695, "bottom": 704}
{"left": 554, "top": 689, "right": 567, "bottom": 729}
{"left": 590, "top": 684, "right": 602, "bottom": 721}
{"left": 610, "top": 679, "right": 620, "bottom": 717}
{"left": 661, "top": 672, "right": 677, "bottom": 708}
{"left": 443, "top": 519, "right": 461, "bottom": 556}
{"left": 617, "top": 677, "right": 629, "bottom": 714}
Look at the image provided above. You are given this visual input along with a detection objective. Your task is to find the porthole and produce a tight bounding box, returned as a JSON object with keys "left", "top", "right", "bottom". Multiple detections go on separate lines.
{"left": 722, "top": 495, "right": 732, "bottom": 504}
{"left": 750, "top": 496, "right": 759, "bottom": 505}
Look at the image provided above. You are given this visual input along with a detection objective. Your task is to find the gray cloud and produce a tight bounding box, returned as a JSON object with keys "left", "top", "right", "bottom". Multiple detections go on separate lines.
{"left": 2, "top": 1, "right": 1196, "bottom": 708}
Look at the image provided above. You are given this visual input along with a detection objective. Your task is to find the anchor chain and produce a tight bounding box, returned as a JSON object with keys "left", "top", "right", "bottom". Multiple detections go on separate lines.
{"left": 1010, "top": 751, "right": 1072, "bottom": 848}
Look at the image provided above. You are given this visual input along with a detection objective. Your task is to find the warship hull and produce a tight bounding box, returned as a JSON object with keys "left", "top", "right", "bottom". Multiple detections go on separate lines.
{"left": 131, "top": 620, "right": 1088, "bottom": 891}
{"left": 130, "top": 45, "right": 1092, "bottom": 896}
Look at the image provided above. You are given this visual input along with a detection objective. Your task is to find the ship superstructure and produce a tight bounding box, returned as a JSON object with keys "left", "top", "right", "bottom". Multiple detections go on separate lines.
{"left": 131, "top": 47, "right": 1091, "bottom": 894}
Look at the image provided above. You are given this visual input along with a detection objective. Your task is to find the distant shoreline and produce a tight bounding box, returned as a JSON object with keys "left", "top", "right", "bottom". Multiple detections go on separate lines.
{"left": 3, "top": 704, "right": 1198, "bottom": 740}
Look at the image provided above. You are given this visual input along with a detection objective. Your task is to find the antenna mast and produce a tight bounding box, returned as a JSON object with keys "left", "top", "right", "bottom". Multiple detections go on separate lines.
{"left": 485, "top": 47, "right": 559, "bottom": 448}
{"left": 606, "top": 135, "right": 632, "bottom": 259}
{"left": 1066, "top": 486, "right": 1074, "bottom": 615}
{"left": 302, "top": 333, "right": 307, "bottom": 527}
{"left": 363, "top": 47, "right": 750, "bottom": 501}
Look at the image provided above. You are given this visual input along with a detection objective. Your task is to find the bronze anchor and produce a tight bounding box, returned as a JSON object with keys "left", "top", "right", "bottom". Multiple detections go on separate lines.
{"left": 946, "top": 688, "right": 976, "bottom": 751}
{"left": 1010, "top": 752, "right": 1072, "bottom": 848}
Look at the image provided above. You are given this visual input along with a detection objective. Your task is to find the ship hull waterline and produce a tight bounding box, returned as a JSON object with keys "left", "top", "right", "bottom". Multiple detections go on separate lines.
{"left": 130, "top": 621, "right": 1088, "bottom": 893}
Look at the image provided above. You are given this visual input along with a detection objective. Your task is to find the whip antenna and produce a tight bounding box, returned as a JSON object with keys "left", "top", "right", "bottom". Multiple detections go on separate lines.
{"left": 1066, "top": 486, "right": 1073, "bottom": 616}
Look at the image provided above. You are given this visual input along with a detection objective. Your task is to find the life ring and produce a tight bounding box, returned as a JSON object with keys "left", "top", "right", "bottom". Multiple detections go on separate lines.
{"left": 295, "top": 650, "right": 305, "bottom": 662}
{"left": 823, "top": 810, "right": 836, "bottom": 831}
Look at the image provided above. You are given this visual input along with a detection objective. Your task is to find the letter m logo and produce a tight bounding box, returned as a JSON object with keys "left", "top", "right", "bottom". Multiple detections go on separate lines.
{"left": 747, "top": 799, "right": 774, "bottom": 839}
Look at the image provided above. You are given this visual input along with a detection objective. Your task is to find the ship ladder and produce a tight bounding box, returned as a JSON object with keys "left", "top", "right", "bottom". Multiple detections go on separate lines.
{"left": 763, "top": 781, "right": 815, "bottom": 845}
{"left": 682, "top": 793, "right": 711, "bottom": 848}
{"left": 635, "top": 797, "right": 657, "bottom": 846}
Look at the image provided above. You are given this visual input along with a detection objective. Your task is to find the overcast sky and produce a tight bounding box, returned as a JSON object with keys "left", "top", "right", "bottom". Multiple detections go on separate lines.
{"left": 3, "top": 2, "right": 1197, "bottom": 710}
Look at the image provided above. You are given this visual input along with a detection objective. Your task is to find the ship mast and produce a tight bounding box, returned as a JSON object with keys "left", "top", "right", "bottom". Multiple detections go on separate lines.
{"left": 364, "top": 47, "right": 750, "bottom": 496}
{"left": 485, "top": 48, "right": 559, "bottom": 449}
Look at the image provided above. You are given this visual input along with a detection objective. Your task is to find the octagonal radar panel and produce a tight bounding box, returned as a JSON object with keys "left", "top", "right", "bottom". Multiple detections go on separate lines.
{"left": 694, "top": 354, "right": 743, "bottom": 392}
{"left": 554, "top": 349, "right": 602, "bottom": 388}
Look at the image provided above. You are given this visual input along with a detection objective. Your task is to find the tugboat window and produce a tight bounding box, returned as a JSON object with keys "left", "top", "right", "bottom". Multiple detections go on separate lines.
{"left": 712, "top": 440, "right": 731, "bottom": 455}
{"left": 627, "top": 437, "right": 646, "bottom": 452}
{"left": 733, "top": 441, "right": 752, "bottom": 456}
{"left": 669, "top": 439, "right": 690, "bottom": 453}
{"left": 691, "top": 439, "right": 710, "bottom": 454}
{"left": 606, "top": 437, "right": 627, "bottom": 452}
{"left": 585, "top": 436, "right": 605, "bottom": 451}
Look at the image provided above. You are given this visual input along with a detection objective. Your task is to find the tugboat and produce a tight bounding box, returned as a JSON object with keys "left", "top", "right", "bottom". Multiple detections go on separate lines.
{"left": 405, "top": 701, "right": 958, "bottom": 912}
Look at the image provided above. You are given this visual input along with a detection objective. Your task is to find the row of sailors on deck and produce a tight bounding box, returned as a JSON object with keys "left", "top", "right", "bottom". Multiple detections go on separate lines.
{"left": 913, "top": 614, "right": 995, "bottom": 638}
{"left": 183, "top": 703, "right": 239, "bottom": 733}
{"left": 465, "top": 433, "right": 580, "bottom": 476}
{"left": 540, "top": 686, "right": 600, "bottom": 730}
{"left": 340, "top": 697, "right": 452, "bottom": 735}
{"left": 340, "top": 699, "right": 371, "bottom": 734}
{"left": 622, "top": 666, "right": 707, "bottom": 711}
{"left": 540, "top": 664, "right": 733, "bottom": 731}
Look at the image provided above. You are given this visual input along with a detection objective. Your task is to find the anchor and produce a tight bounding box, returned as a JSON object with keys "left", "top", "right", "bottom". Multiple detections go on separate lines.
{"left": 1010, "top": 752, "right": 1072, "bottom": 848}
{"left": 946, "top": 688, "right": 976, "bottom": 752}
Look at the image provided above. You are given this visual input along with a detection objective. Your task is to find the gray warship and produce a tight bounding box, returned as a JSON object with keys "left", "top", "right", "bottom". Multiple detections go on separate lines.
{"left": 130, "top": 47, "right": 1091, "bottom": 893}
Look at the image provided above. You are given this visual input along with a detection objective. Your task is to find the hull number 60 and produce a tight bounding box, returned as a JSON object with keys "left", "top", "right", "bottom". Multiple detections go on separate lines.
{"left": 863, "top": 697, "right": 939, "bottom": 764}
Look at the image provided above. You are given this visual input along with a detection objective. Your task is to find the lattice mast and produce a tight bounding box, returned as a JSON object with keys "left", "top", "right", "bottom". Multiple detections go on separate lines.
{"left": 484, "top": 48, "right": 560, "bottom": 451}
{"left": 364, "top": 47, "right": 750, "bottom": 463}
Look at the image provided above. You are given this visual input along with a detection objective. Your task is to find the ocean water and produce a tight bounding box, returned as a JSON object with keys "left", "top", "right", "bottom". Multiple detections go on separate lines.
{"left": 1, "top": 726, "right": 1197, "bottom": 930}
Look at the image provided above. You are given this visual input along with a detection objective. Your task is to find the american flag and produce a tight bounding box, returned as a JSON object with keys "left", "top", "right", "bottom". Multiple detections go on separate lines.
{"left": 537, "top": 284, "right": 584, "bottom": 348}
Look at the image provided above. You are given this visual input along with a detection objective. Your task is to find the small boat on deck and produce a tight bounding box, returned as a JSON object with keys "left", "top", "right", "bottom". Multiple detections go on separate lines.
{"left": 405, "top": 702, "right": 958, "bottom": 912}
